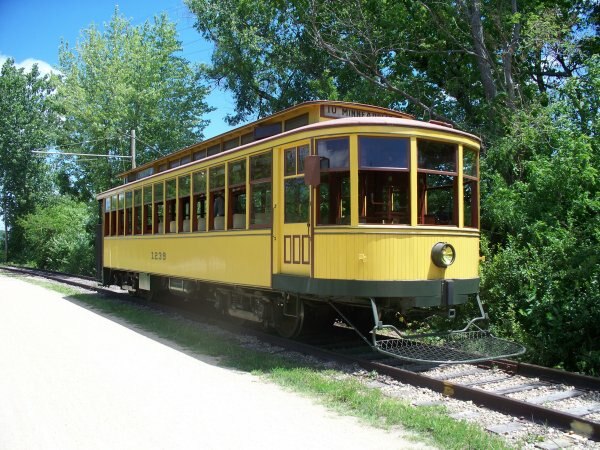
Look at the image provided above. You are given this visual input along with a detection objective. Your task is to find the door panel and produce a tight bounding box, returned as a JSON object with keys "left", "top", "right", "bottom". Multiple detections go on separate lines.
{"left": 278, "top": 142, "right": 312, "bottom": 277}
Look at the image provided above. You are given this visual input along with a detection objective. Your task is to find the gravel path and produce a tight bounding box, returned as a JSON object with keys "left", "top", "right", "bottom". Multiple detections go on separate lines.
{"left": 0, "top": 273, "right": 434, "bottom": 450}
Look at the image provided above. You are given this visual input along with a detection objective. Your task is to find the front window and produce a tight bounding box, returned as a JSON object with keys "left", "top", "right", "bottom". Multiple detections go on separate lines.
{"left": 463, "top": 147, "right": 479, "bottom": 228}
{"left": 417, "top": 140, "right": 458, "bottom": 226}
{"left": 359, "top": 137, "right": 409, "bottom": 225}
{"left": 317, "top": 137, "right": 350, "bottom": 225}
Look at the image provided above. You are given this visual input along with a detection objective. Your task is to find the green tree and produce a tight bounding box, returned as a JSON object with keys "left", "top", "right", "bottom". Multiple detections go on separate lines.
{"left": 186, "top": 0, "right": 344, "bottom": 125}
{"left": 0, "top": 59, "right": 58, "bottom": 260}
{"left": 56, "top": 8, "right": 213, "bottom": 199}
{"left": 187, "top": 0, "right": 597, "bottom": 134}
{"left": 481, "top": 56, "right": 600, "bottom": 374}
{"left": 19, "top": 196, "right": 96, "bottom": 275}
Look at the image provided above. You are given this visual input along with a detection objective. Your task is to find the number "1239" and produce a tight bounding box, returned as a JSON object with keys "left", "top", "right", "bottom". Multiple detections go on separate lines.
{"left": 151, "top": 251, "right": 167, "bottom": 261}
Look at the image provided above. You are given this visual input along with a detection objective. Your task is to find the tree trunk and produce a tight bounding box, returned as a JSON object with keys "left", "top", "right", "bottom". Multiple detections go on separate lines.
{"left": 464, "top": 0, "right": 497, "bottom": 102}
{"left": 503, "top": 0, "right": 521, "bottom": 109}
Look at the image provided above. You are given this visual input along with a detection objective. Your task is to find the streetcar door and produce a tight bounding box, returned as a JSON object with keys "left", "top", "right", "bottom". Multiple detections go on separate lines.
{"left": 278, "top": 142, "right": 312, "bottom": 277}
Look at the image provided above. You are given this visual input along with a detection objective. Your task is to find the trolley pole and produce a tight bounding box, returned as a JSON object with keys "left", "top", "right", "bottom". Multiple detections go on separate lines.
{"left": 130, "top": 129, "right": 137, "bottom": 169}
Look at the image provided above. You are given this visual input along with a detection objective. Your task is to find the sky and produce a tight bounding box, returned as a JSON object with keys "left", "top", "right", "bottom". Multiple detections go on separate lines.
{"left": 0, "top": 0, "right": 238, "bottom": 133}
{"left": 0, "top": 0, "right": 241, "bottom": 231}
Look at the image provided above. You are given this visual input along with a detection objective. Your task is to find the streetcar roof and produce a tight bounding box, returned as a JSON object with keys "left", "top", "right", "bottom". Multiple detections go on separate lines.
{"left": 99, "top": 110, "right": 481, "bottom": 198}
{"left": 116, "top": 101, "right": 413, "bottom": 181}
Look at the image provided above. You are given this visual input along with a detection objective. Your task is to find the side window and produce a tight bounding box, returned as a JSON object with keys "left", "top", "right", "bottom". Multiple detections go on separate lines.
{"left": 104, "top": 198, "right": 111, "bottom": 236}
{"left": 125, "top": 191, "right": 133, "bottom": 235}
{"left": 193, "top": 149, "right": 207, "bottom": 161}
{"left": 417, "top": 139, "right": 458, "bottom": 226}
{"left": 250, "top": 152, "right": 272, "bottom": 228}
{"left": 228, "top": 159, "right": 247, "bottom": 229}
{"left": 192, "top": 170, "right": 207, "bottom": 231}
{"left": 358, "top": 136, "right": 409, "bottom": 225}
{"left": 133, "top": 189, "right": 142, "bottom": 235}
{"left": 143, "top": 186, "right": 152, "bottom": 234}
{"left": 153, "top": 182, "right": 164, "bottom": 234}
{"left": 316, "top": 137, "right": 351, "bottom": 225}
{"left": 110, "top": 195, "right": 117, "bottom": 236}
{"left": 209, "top": 165, "right": 225, "bottom": 230}
{"left": 178, "top": 175, "right": 191, "bottom": 232}
{"left": 165, "top": 179, "right": 177, "bottom": 233}
{"left": 118, "top": 193, "right": 125, "bottom": 235}
{"left": 463, "top": 147, "right": 479, "bottom": 228}
{"left": 284, "top": 144, "right": 310, "bottom": 223}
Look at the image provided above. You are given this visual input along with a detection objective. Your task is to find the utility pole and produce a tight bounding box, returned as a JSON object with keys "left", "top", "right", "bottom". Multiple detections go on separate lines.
{"left": 130, "top": 129, "right": 136, "bottom": 169}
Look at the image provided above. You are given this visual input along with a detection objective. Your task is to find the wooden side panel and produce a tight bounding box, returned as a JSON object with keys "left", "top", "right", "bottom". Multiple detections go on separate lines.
{"left": 103, "top": 231, "right": 271, "bottom": 288}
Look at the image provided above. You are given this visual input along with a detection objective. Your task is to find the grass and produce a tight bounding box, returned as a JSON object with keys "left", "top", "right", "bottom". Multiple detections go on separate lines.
{"left": 11, "top": 273, "right": 514, "bottom": 450}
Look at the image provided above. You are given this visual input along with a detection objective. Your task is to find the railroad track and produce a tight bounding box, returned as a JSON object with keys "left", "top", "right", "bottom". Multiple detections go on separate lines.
{"left": 267, "top": 332, "right": 600, "bottom": 442}
{"left": 3, "top": 265, "right": 599, "bottom": 443}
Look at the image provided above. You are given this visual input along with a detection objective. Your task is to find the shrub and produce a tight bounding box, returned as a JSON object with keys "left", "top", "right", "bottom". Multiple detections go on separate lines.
{"left": 19, "top": 196, "right": 95, "bottom": 276}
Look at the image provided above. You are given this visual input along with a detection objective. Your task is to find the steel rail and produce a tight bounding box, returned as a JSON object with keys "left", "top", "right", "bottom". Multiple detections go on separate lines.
{"left": 478, "top": 359, "right": 600, "bottom": 391}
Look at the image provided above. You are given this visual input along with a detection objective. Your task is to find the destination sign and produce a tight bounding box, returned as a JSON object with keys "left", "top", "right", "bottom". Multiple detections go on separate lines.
{"left": 320, "top": 104, "right": 395, "bottom": 119}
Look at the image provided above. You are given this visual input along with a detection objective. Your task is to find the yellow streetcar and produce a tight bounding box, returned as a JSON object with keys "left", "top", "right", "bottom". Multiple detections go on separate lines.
{"left": 96, "top": 101, "right": 524, "bottom": 363}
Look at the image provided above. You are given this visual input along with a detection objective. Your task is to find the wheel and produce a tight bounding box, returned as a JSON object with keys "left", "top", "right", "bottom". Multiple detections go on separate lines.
{"left": 273, "top": 297, "right": 305, "bottom": 338}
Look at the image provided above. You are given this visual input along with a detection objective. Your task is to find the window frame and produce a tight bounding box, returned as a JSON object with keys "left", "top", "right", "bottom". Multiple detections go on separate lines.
{"left": 133, "top": 189, "right": 142, "bottom": 235}
{"left": 283, "top": 143, "right": 311, "bottom": 224}
{"left": 153, "top": 182, "right": 165, "bottom": 234}
{"left": 249, "top": 151, "right": 273, "bottom": 229}
{"left": 209, "top": 164, "right": 226, "bottom": 230}
{"left": 358, "top": 135, "right": 411, "bottom": 225}
{"left": 192, "top": 170, "right": 207, "bottom": 232}
{"left": 165, "top": 178, "right": 177, "bottom": 234}
{"left": 104, "top": 198, "right": 111, "bottom": 237}
{"left": 462, "top": 146, "right": 479, "bottom": 229}
{"left": 315, "top": 136, "right": 351, "bottom": 226}
{"left": 143, "top": 186, "right": 153, "bottom": 234}
{"left": 228, "top": 158, "right": 247, "bottom": 230}
{"left": 110, "top": 195, "right": 117, "bottom": 236}
{"left": 118, "top": 193, "right": 125, "bottom": 235}
{"left": 125, "top": 191, "right": 133, "bottom": 236}
{"left": 178, "top": 174, "right": 191, "bottom": 233}
{"left": 417, "top": 139, "right": 459, "bottom": 226}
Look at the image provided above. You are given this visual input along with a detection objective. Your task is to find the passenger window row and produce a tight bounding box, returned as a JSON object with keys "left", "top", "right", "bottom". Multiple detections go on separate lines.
{"left": 103, "top": 151, "right": 272, "bottom": 236}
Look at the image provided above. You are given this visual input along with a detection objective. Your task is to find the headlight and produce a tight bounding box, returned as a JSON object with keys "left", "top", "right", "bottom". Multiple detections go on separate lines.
{"left": 431, "top": 242, "right": 456, "bottom": 268}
